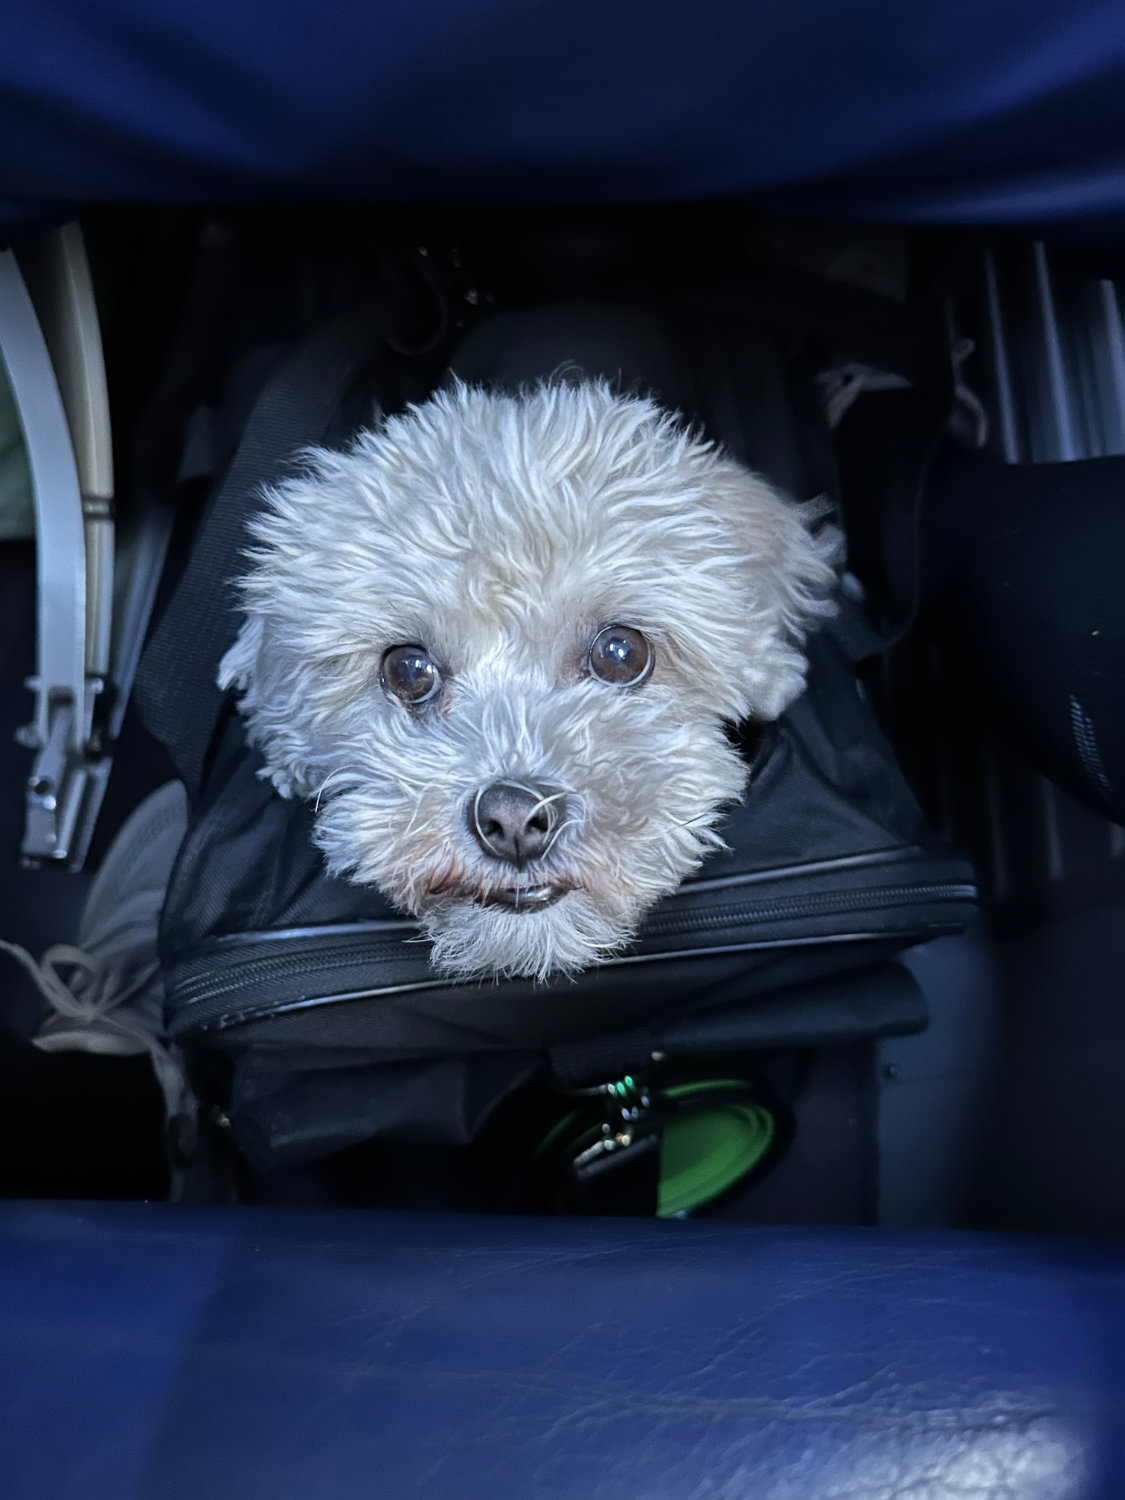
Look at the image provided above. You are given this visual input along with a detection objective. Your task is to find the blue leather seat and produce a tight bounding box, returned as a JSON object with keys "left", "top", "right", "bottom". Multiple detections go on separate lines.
{"left": 4, "top": 0, "right": 1125, "bottom": 228}
{"left": 1, "top": 1202, "right": 1122, "bottom": 1498}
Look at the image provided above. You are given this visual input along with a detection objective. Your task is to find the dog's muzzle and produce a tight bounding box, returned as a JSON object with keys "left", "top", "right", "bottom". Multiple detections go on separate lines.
{"left": 468, "top": 780, "right": 567, "bottom": 868}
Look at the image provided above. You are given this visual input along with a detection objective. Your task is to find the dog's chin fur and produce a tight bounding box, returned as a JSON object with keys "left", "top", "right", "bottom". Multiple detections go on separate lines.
{"left": 219, "top": 379, "right": 840, "bottom": 981}
{"left": 424, "top": 891, "right": 631, "bottom": 983}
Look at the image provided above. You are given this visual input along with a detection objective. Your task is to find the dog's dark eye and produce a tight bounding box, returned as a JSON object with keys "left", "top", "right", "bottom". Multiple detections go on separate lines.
{"left": 588, "top": 625, "right": 654, "bottom": 686}
{"left": 381, "top": 644, "right": 442, "bottom": 705}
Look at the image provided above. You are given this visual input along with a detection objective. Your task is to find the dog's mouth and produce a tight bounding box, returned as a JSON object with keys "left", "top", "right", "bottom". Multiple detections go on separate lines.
{"left": 426, "top": 878, "right": 569, "bottom": 913}
{"left": 474, "top": 883, "right": 565, "bottom": 912}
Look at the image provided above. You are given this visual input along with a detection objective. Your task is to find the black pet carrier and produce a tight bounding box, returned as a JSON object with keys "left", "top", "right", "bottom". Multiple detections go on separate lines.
{"left": 135, "top": 259, "right": 975, "bottom": 1206}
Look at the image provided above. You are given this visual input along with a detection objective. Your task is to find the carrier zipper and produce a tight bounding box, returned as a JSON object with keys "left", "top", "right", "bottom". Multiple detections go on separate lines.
{"left": 641, "top": 881, "right": 978, "bottom": 939}
{"left": 169, "top": 874, "right": 976, "bottom": 1036}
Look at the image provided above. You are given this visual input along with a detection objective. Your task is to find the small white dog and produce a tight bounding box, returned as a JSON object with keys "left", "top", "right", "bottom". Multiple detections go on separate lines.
{"left": 219, "top": 381, "right": 838, "bottom": 981}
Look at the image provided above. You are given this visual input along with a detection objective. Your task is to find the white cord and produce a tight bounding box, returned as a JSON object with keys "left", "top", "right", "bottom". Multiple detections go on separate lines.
{"left": 0, "top": 936, "right": 194, "bottom": 1126}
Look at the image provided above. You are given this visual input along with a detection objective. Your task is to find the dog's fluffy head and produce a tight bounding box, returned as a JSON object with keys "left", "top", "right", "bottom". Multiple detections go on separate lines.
{"left": 219, "top": 381, "right": 839, "bottom": 980}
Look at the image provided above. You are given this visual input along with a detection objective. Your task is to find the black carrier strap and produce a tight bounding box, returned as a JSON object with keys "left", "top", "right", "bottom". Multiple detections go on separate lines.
{"left": 136, "top": 313, "right": 379, "bottom": 797}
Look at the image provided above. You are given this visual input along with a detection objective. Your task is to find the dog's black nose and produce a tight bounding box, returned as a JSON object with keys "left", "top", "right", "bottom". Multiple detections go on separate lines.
{"left": 469, "top": 781, "right": 563, "bottom": 867}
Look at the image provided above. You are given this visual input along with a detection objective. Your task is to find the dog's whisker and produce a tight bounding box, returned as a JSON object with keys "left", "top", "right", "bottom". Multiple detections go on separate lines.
{"left": 470, "top": 783, "right": 487, "bottom": 840}
{"left": 313, "top": 767, "right": 360, "bottom": 813}
{"left": 400, "top": 799, "right": 433, "bottom": 843}
{"left": 492, "top": 780, "right": 572, "bottom": 826}
{"left": 542, "top": 816, "right": 579, "bottom": 856}
{"left": 527, "top": 790, "right": 569, "bottom": 820}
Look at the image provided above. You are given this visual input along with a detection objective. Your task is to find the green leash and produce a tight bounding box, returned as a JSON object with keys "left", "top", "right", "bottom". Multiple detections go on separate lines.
{"left": 534, "top": 1067, "right": 788, "bottom": 1218}
{"left": 658, "top": 1080, "right": 777, "bottom": 1218}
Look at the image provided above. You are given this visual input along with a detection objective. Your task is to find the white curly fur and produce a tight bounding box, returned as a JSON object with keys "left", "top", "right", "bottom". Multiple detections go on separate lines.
{"left": 219, "top": 380, "right": 839, "bottom": 980}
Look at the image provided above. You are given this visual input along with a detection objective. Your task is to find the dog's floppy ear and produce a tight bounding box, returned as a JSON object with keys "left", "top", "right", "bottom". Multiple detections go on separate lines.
{"left": 217, "top": 615, "right": 316, "bottom": 799}
{"left": 217, "top": 613, "right": 263, "bottom": 701}
{"left": 713, "top": 462, "right": 843, "bottom": 722}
